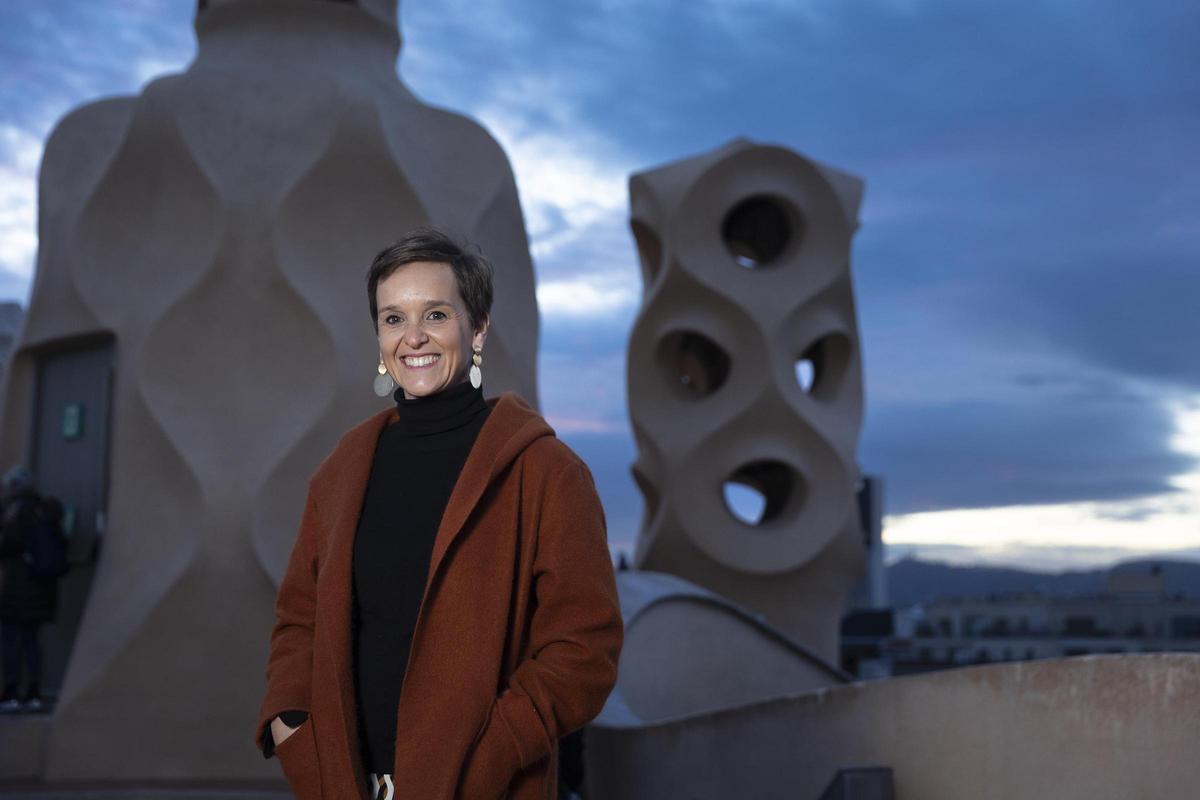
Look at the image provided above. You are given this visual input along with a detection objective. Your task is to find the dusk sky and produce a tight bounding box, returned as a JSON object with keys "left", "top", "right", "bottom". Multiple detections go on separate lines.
{"left": 2, "top": 1, "right": 1197, "bottom": 570}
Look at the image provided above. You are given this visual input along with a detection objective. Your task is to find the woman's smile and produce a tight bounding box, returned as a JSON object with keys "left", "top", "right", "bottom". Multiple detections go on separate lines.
{"left": 402, "top": 354, "right": 440, "bottom": 369}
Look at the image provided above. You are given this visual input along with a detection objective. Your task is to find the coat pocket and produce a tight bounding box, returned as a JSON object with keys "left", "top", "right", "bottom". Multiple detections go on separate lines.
{"left": 456, "top": 702, "right": 517, "bottom": 800}
{"left": 276, "top": 719, "right": 322, "bottom": 800}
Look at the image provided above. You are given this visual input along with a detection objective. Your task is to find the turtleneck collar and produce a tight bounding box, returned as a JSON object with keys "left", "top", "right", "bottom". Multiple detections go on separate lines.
{"left": 390, "top": 379, "right": 487, "bottom": 437}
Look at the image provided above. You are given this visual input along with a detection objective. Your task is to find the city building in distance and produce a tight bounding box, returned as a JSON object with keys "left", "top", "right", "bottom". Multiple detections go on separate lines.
{"left": 843, "top": 562, "right": 1200, "bottom": 678}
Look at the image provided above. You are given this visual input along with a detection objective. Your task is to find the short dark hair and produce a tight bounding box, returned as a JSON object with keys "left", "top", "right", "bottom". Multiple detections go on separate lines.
{"left": 366, "top": 227, "right": 494, "bottom": 331}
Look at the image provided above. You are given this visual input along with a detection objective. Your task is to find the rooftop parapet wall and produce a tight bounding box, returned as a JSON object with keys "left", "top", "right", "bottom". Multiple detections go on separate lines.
{"left": 587, "top": 653, "right": 1200, "bottom": 800}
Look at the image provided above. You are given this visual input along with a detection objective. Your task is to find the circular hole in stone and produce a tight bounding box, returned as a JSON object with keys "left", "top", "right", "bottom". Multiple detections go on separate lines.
{"left": 795, "top": 357, "right": 816, "bottom": 393}
{"left": 722, "top": 460, "right": 794, "bottom": 527}
{"left": 723, "top": 482, "right": 766, "bottom": 526}
{"left": 721, "top": 195, "right": 800, "bottom": 269}
{"left": 796, "top": 332, "right": 851, "bottom": 399}
{"left": 657, "top": 331, "right": 731, "bottom": 398}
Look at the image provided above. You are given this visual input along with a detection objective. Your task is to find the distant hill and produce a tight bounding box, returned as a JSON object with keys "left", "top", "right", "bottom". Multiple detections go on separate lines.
{"left": 885, "top": 558, "right": 1200, "bottom": 607}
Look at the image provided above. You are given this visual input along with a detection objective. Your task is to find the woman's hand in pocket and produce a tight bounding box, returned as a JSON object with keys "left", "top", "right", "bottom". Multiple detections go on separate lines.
{"left": 271, "top": 715, "right": 301, "bottom": 747}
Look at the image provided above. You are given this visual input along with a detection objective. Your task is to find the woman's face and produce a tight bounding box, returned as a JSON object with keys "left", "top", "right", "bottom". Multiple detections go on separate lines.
{"left": 375, "top": 261, "right": 487, "bottom": 400}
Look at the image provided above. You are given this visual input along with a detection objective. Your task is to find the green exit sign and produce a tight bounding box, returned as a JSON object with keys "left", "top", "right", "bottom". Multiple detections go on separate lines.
{"left": 62, "top": 403, "right": 84, "bottom": 439}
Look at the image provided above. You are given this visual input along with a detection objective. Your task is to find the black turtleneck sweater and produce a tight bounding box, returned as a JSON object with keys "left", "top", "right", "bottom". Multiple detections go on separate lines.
{"left": 352, "top": 379, "right": 490, "bottom": 773}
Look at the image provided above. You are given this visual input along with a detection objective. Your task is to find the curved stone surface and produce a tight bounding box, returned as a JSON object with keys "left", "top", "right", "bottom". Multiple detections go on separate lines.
{"left": 587, "top": 653, "right": 1200, "bottom": 799}
{"left": 0, "top": 0, "right": 538, "bottom": 780}
{"left": 627, "top": 139, "right": 866, "bottom": 660}
{"left": 599, "top": 571, "right": 846, "bottom": 727}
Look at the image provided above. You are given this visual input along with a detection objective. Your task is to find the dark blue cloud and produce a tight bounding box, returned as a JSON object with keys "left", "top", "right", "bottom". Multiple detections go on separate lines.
{"left": 859, "top": 388, "right": 1196, "bottom": 514}
{"left": 984, "top": 248, "right": 1200, "bottom": 389}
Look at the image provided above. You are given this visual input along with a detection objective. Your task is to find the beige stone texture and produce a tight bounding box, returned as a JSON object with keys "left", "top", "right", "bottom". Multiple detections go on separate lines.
{"left": 0, "top": 0, "right": 536, "bottom": 780}
{"left": 627, "top": 138, "right": 867, "bottom": 661}
{"left": 587, "top": 653, "right": 1200, "bottom": 799}
{"left": 603, "top": 571, "right": 847, "bottom": 727}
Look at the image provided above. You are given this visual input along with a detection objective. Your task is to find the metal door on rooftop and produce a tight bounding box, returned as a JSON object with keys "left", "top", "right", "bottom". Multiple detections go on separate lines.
{"left": 29, "top": 338, "right": 114, "bottom": 699}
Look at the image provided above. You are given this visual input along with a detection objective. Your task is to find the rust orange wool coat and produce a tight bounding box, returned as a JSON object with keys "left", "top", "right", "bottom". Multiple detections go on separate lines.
{"left": 255, "top": 392, "right": 623, "bottom": 800}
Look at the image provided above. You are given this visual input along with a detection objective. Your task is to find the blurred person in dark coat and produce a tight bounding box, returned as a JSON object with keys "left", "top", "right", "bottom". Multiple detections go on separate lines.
{"left": 0, "top": 466, "right": 61, "bottom": 712}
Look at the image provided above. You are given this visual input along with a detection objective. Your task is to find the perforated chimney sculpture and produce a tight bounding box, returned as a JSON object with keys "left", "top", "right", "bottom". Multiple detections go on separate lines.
{"left": 627, "top": 138, "right": 866, "bottom": 662}
{"left": 0, "top": 0, "right": 537, "bottom": 779}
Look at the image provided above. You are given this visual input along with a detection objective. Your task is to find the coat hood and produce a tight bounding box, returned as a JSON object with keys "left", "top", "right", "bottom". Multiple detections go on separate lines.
{"left": 313, "top": 392, "right": 558, "bottom": 556}
{"left": 461, "top": 391, "right": 558, "bottom": 486}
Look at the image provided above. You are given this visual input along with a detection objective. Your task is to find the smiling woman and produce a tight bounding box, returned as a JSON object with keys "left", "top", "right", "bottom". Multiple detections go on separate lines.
{"left": 368, "top": 232, "right": 492, "bottom": 400}
{"left": 256, "top": 226, "right": 623, "bottom": 800}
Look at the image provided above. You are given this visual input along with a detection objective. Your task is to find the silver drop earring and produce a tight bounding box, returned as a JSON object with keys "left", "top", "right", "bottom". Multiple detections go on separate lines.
{"left": 469, "top": 346, "right": 483, "bottom": 389}
{"left": 373, "top": 358, "right": 395, "bottom": 397}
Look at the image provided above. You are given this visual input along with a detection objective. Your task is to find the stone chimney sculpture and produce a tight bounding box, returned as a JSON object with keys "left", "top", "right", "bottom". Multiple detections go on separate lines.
{"left": 0, "top": 0, "right": 537, "bottom": 779}
{"left": 626, "top": 139, "right": 866, "bottom": 662}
